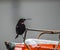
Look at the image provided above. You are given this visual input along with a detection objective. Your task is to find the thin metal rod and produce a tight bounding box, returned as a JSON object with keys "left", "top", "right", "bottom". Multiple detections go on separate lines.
{"left": 27, "top": 28, "right": 60, "bottom": 34}
{"left": 27, "top": 28, "right": 48, "bottom": 32}
{"left": 23, "top": 29, "right": 27, "bottom": 42}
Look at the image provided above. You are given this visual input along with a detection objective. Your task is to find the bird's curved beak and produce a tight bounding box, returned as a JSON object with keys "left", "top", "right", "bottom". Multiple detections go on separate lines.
{"left": 25, "top": 18, "right": 32, "bottom": 20}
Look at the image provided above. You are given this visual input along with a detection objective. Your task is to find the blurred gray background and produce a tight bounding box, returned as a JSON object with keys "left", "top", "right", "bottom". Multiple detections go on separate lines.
{"left": 0, "top": 0, "right": 60, "bottom": 50}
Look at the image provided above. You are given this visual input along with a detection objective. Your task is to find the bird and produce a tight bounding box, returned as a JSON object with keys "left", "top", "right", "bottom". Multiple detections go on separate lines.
{"left": 15, "top": 18, "right": 26, "bottom": 39}
{"left": 15, "top": 18, "right": 31, "bottom": 39}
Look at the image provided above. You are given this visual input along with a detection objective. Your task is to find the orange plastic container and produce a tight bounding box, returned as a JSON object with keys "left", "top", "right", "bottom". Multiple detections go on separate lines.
{"left": 14, "top": 44, "right": 28, "bottom": 50}
{"left": 38, "top": 44, "right": 60, "bottom": 50}
{"left": 14, "top": 43, "right": 60, "bottom": 50}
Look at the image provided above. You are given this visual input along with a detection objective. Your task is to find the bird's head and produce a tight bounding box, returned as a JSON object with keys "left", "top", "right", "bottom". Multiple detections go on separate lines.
{"left": 19, "top": 18, "right": 31, "bottom": 23}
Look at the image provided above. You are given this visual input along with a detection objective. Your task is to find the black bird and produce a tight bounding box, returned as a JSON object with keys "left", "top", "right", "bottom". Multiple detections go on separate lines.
{"left": 15, "top": 18, "right": 26, "bottom": 39}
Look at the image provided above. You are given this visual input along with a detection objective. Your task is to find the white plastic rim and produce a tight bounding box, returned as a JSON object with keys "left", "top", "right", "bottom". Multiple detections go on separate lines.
{"left": 25, "top": 39, "right": 59, "bottom": 45}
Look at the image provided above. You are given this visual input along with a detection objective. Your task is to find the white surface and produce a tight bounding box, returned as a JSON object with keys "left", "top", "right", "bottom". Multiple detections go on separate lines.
{"left": 25, "top": 39, "right": 59, "bottom": 45}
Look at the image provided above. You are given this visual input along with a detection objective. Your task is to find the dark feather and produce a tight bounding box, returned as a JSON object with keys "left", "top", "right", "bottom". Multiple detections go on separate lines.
{"left": 15, "top": 18, "right": 26, "bottom": 39}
